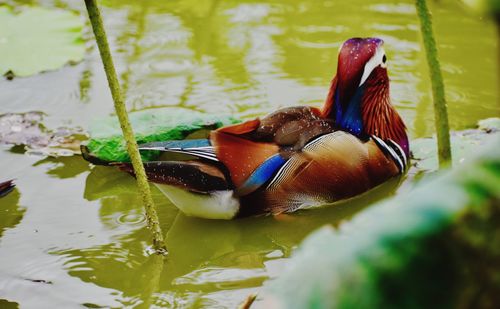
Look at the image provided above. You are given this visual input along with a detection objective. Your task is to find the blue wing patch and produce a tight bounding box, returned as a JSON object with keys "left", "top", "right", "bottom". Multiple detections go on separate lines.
{"left": 139, "top": 139, "right": 217, "bottom": 161}
{"left": 139, "top": 139, "right": 211, "bottom": 150}
{"left": 236, "top": 154, "right": 287, "bottom": 196}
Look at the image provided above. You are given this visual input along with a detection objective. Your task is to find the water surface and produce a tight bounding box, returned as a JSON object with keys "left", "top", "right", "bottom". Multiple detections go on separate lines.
{"left": 0, "top": 0, "right": 498, "bottom": 307}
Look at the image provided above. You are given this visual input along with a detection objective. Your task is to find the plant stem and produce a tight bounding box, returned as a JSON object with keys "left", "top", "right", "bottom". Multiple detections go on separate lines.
{"left": 84, "top": 0, "right": 167, "bottom": 254}
{"left": 238, "top": 293, "right": 257, "bottom": 309}
{"left": 496, "top": 15, "right": 500, "bottom": 108}
{"left": 415, "top": 0, "right": 452, "bottom": 168}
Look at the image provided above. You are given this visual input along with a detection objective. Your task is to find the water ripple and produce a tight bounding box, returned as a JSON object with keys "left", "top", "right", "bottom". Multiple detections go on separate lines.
{"left": 369, "top": 3, "right": 416, "bottom": 14}
{"left": 172, "top": 267, "right": 267, "bottom": 287}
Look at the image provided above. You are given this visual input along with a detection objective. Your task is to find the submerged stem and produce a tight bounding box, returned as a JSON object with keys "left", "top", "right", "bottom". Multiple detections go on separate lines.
{"left": 84, "top": 0, "right": 167, "bottom": 254}
{"left": 415, "top": 0, "right": 452, "bottom": 168}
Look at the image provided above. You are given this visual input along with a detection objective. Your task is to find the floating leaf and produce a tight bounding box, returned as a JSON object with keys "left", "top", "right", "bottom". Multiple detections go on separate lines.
{"left": 411, "top": 117, "right": 500, "bottom": 172}
{"left": 0, "top": 112, "right": 49, "bottom": 147}
{"left": 0, "top": 112, "right": 86, "bottom": 156}
{"left": 262, "top": 137, "right": 500, "bottom": 308}
{"left": 83, "top": 108, "right": 239, "bottom": 163}
{"left": 0, "top": 6, "right": 85, "bottom": 78}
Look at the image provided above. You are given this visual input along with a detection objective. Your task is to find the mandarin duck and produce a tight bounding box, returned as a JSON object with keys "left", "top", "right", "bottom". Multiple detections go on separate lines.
{"left": 124, "top": 37, "right": 409, "bottom": 219}
{"left": 0, "top": 180, "right": 15, "bottom": 198}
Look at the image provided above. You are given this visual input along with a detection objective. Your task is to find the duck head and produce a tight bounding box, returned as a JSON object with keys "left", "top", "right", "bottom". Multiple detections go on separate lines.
{"left": 322, "top": 37, "right": 409, "bottom": 156}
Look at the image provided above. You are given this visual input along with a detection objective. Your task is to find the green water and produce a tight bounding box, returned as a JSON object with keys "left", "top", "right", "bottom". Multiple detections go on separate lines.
{"left": 0, "top": 0, "right": 498, "bottom": 307}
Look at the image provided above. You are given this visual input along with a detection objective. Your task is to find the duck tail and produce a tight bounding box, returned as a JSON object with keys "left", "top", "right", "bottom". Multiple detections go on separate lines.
{"left": 116, "top": 160, "right": 232, "bottom": 194}
{"left": 117, "top": 161, "right": 239, "bottom": 219}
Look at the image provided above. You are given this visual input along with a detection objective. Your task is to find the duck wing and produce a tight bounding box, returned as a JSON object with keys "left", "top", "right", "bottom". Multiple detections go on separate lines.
{"left": 138, "top": 106, "right": 335, "bottom": 196}
{"left": 210, "top": 106, "right": 334, "bottom": 189}
{"left": 139, "top": 139, "right": 218, "bottom": 162}
{"left": 257, "top": 131, "right": 402, "bottom": 214}
{"left": 118, "top": 160, "right": 230, "bottom": 193}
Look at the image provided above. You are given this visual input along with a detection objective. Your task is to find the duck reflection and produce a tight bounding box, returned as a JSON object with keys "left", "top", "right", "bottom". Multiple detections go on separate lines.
{"left": 0, "top": 185, "right": 24, "bottom": 239}
{"left": 163, "top": 177, "right": 401, "bottom": 277}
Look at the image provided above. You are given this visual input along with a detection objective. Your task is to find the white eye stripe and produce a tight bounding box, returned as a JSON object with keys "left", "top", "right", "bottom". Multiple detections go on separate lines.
{"left": 359, "top": 47, "right": 386, "bottom": 87}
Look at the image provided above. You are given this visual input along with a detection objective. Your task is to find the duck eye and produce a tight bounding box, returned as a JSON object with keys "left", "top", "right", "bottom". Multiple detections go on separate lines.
{"left": 382, "top": 54, "right": 387, "bottom": 63}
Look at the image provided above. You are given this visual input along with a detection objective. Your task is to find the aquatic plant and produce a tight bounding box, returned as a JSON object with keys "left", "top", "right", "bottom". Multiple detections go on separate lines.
{"left": 0, "top": 6, "right": 85, "bottom": 79}
{"left": 83, "top": 0, "right": 166, "bottom": 254}
{"left": 83, "top": 108, "right": 238, "bottom": 163}
{"left": 415, "top": 0, "right": 452, "bottom": 168}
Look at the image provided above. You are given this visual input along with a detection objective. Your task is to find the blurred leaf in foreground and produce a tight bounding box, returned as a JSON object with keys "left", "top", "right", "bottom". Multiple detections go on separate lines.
{"left": 0, "top": 6, "right": 85, "bottom": 78}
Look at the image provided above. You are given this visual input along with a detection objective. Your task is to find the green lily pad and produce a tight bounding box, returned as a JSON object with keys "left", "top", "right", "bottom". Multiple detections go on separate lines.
{"left": 0, "top": 6, "right": 85, "bottom": 78}
{"left": 83, "top": 108, "right": 240, "bottom": 163}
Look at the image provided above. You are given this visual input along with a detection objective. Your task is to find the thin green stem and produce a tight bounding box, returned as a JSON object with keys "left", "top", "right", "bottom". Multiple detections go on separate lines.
{"left": 416, "top": 0, "right": 452, "bottom": 168}
{"left": 84, "top": 0, "right": 167, "bottom": 254}
{"left": 496, "top": 16, "right": 500, "bottom": 108}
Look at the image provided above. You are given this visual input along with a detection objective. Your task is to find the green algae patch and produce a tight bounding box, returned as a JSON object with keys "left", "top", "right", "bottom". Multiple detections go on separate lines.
{"left": 0, "top": 6, "right": 85, "bottom": 78}
{"left": 83, "top": 108, "right": 239, "bottom": 163}
{"left": 262, "top": 136, "right": 500, "bottom": 308}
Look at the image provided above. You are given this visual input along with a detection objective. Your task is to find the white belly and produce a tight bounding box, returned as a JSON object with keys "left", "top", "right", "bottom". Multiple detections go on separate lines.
{"left": 154, "top": 184, "right": 240, "bottom": 220}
